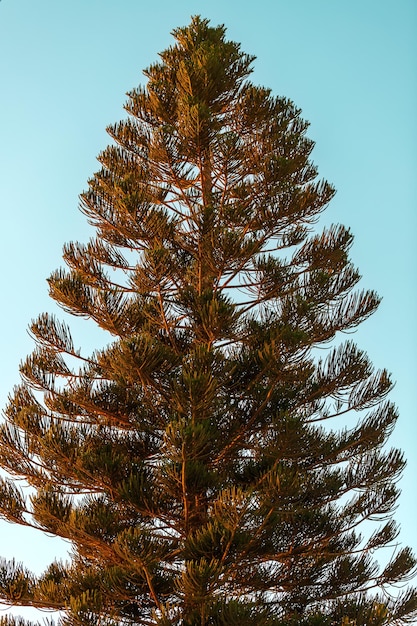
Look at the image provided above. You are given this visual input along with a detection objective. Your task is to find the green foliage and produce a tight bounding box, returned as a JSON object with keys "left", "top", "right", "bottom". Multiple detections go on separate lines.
{"left": 0, "top": 15, "right": 415, "bottom": 626}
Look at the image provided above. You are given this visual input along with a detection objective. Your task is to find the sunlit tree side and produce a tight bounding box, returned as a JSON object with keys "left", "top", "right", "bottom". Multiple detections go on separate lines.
{"left": 0, "top": 16, "right": 415, "bottom": 626}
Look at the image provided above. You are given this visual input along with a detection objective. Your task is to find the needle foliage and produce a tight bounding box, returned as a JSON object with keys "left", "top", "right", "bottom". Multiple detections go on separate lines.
{"left": 0, "top": 16, "right": 415, "bottom": 626}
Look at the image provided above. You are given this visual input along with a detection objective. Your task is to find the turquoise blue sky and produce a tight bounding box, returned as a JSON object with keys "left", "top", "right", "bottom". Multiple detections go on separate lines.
{"left": 0, "top": 0, "right": 416, "bottom": 620}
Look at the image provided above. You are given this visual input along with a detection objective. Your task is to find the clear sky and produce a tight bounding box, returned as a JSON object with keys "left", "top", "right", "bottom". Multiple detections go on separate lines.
{"left": 0, "top": 0, "right": 416, "bottom": 621}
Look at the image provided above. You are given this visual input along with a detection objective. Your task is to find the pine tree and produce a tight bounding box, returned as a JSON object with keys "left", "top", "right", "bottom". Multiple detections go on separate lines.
{"left": 0, "top": 16, "right": 415, "bottom": 626}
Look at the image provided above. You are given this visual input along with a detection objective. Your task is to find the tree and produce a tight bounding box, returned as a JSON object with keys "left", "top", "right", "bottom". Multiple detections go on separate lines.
{"left": 0, "top": 16, "right": 415, "bottom": 626}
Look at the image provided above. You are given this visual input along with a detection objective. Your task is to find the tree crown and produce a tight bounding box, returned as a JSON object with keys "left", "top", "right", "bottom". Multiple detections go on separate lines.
{"left": 0, "top": 16, "right": 415, "bottom": 626}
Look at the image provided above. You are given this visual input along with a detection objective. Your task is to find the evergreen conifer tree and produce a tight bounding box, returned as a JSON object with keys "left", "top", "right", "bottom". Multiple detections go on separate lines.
{"left": 0, "top": 16, "right": 415, "bottom": 626}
